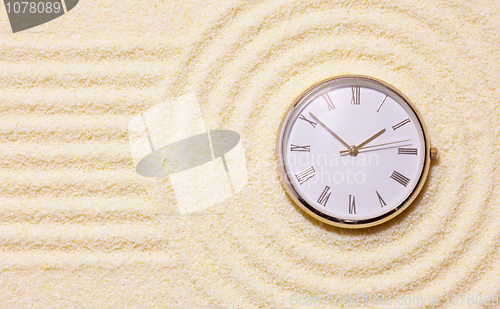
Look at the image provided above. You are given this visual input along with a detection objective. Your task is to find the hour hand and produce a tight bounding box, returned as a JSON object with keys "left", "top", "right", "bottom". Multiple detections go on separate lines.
{"left": 356, "top": 128, "right": 386, "bottom": 149}
{"left": 309, "top": 112, "right": 350, "bottom": 149}
{"left": 343, "top": 128, "right": 386, "bottom": 156}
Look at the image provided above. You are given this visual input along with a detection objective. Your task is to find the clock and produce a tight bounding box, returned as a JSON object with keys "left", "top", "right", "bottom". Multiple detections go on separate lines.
{"left": 276, "top": 75, "right": 438, "bottom": 228}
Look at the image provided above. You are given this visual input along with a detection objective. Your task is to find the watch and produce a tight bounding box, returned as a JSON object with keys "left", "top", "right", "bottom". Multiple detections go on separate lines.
{"left": 276, "top": 75, "right": 438, "bottom": 228}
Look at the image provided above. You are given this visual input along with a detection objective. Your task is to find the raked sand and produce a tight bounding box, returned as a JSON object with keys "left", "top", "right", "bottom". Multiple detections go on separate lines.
{"left": 1, "top": 0, "right": 500, "bottom": 308}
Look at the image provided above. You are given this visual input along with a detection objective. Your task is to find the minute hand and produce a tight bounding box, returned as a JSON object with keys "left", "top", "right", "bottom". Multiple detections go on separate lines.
{"left": 339, "top": 139, "right": 412, "bottom": 154}
{"left": 309, "top": 112, "right": 350, "bottom": 149}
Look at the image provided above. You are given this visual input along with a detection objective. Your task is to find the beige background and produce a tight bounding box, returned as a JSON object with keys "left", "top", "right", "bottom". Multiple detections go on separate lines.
{"left": 1, "top": 0, "right": 500, "bottom": 308}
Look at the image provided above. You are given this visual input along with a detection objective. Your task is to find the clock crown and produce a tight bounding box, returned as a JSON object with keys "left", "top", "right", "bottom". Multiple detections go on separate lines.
{"left": 430, "top": 147, "right": 439, "bottom": 160}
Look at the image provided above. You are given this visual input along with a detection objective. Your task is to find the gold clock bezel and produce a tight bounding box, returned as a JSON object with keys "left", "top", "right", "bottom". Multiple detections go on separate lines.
{"left": 276, "top": 75, "right": 432, "bottom": 228}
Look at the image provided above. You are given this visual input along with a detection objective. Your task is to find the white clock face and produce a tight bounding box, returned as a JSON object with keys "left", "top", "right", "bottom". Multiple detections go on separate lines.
{"left": 278, "top": 76, "right": 429, "bottom": 227}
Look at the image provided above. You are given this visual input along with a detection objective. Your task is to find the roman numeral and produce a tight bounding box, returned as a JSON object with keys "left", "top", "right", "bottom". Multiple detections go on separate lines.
{"left": 349, "top": 195, "right": 356, "bottom": 214}
{"left": 296, "top": 166, "right": 316, "bottom": 185}
{"left": 392, "top": 118, "right": 410, "bottom": 130}
{"left": 375, "top": 190, "right": 386, "bottom": 207}
{"left": 298, "top": 114, "right": 317, "bottom": 128}
{"left": 390, "top": 170, "right": 410, "bottom": 187}
{"left": 317, "top": 186, "right": 332, "bottom": 207}
{"left": 398, "top": 148, "right": 418, "bottom": 155}
{"left": 351, "top": 87, "right": 360, "bottom": 105}
{"left": 377, "top": 95, "right": 388, "bottom": 112}
{"left": 290, "top": 144, "right": 311, "bottom": 152}
{"left": 322, "top": 93, "right": 335, "bottom": 110}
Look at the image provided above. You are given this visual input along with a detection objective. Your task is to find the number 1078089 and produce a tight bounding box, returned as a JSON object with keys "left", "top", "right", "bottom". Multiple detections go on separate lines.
{"left": 5, "top": 1, "right": 62, "bottom": 14}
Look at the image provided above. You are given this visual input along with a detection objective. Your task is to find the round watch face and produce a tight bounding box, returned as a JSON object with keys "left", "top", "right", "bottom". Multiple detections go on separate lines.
{"left": 276, "top": 75, "right": 432, "bottom": 228}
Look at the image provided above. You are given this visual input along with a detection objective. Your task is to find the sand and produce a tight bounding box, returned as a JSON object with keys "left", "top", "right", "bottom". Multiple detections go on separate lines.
{"left": 1, "top": 0, "right": 500, "bottom": 308}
